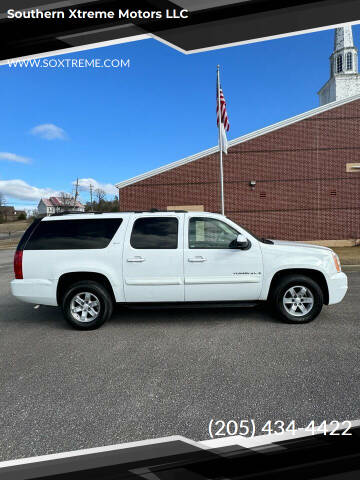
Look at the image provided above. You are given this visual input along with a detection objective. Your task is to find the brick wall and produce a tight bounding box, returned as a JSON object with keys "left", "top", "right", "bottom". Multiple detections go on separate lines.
{"left": 119, "top": 99, "right": 360, "bottom": 240}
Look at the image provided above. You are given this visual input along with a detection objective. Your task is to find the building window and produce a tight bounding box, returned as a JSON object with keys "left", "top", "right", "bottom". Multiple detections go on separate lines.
{"left": 346, "top": 52, "right": 353, "bottom": 71}
{"left": 336, "top": 55, "right": 343, "bottom": 73}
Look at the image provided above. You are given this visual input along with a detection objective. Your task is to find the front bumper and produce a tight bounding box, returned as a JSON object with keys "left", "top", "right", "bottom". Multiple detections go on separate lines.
{"left": 10, "top": 279, "right": 58, "bottom": 306}
{"left": 327, "top": 272, "right": 348, "bottom": 305}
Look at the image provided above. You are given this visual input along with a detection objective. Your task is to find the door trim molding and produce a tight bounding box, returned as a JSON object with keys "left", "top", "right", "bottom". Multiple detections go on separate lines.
{"left": 125, "top": 277, "right": 183, "bottom": 286}
{"left": 185, "top": 275, "right": 261, "bottom": 285}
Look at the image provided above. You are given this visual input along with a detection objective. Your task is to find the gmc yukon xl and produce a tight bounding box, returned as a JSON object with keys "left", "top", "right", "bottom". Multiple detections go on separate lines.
{"left": 11, "top": 211, "right": 348, "bottom": 329}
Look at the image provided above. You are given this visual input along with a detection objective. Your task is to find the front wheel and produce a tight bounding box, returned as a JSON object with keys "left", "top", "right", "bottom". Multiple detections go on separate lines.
{"left": 61, "top": 280, "right": 113, "bottom": 330}
{"left": 270, "top": 275, "right": 323, "bottom": 324}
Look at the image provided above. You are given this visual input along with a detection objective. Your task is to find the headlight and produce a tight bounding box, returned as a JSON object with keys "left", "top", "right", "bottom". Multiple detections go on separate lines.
{"left": 332, "top": 252, "right": 341, "bottom": 273}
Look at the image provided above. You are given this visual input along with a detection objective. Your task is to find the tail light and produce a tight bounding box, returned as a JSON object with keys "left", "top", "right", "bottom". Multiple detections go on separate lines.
{"left": 14, "top": 250, "right": 23, "bottom": 279}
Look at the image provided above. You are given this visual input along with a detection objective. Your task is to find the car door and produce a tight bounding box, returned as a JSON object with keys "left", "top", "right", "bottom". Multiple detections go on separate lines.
{"left": 123, "top": 214, "right": 184, "bottom": 302}
{"left": 184, "top": 215, "right": 263, "bottom": 302}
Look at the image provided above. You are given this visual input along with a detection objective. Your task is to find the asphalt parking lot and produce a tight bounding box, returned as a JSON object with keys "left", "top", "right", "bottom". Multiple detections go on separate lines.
{"left": 0, "top": 249, "right": 359, "bottom": 461}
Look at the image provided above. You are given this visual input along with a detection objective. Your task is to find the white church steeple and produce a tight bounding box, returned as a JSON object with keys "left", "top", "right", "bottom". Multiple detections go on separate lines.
{"left": 318, "top": 25, "right": 360, "bottom": 105}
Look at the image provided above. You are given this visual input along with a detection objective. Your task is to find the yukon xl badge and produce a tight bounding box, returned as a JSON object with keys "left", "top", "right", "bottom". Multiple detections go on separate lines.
{"left": 233, "top": 272, "right": 262, "bottom": 275}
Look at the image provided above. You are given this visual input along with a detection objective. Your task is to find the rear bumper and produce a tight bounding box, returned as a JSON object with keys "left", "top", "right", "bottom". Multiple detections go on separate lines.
{"left": 327, "top": 272, "right": 348, "bottom": 305}
{"left": 10, "top": 279, "right": 58, "bottom": 306}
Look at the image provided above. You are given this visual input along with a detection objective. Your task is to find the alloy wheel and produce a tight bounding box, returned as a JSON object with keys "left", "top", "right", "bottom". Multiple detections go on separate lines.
{"left": 282, "top": 285, "right": 314, "bottom": 317}
{"left": 70, "top": 292, "right": 101, "bottom": 323}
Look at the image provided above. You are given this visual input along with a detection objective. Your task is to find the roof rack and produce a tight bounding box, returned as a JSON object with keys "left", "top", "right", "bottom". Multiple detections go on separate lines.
{"left": 49, "top": 209, "right": 189, "bottom": 217}
{"left": 50, "top": 210, "right": 103, "bottom": 216}
{"left": 133, "top": 209, "right": 188, "bottom": 213}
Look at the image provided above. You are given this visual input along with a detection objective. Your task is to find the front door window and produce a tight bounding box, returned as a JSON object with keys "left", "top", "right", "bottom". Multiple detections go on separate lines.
{"left": 189, "top": 217, "right": 238, "bottom": 249}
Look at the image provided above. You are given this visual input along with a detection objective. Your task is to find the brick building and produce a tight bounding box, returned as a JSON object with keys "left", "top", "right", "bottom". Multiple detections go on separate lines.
{"left": 116, "top": 28, "right": 360, "bottom": 241}
{"left": 116, "top": 94, "right": 360, "bottom": 241}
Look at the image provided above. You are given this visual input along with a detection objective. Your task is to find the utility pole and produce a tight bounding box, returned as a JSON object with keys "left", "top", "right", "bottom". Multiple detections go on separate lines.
{"left": 89, "top": 184, "right": 93, "bottom": 210}
{"left": 74, "top": 177, "right": 79, "bottom": 207}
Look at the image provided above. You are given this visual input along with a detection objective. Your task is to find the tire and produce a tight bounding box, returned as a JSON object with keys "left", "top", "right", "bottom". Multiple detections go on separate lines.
{"left": 61, "top": 280, "right": 113, "bottom": 330}
{"left": 269, "top": 274, "right": 323, "bottom": 324}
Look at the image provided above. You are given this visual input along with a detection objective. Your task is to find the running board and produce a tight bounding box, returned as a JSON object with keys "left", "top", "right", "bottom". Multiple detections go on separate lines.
{"left": 120, "top": 301, "right": 260, "bottom": 310}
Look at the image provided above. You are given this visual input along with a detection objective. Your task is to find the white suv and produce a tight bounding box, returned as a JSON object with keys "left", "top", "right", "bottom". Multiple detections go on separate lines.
{"left": 11, "top": 211, "right": 348, "bottom": 329}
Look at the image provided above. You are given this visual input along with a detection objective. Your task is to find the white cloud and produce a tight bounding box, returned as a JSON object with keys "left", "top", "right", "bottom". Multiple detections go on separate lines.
{"left": 0, "top": 152, "right": 31, "bottom": 164}
{"left": 30, "top": 123, "right": 67, "bottom": 140}
{"left": 0, "top": 179, "right": 59, "bottom": 202}
{"left": 75, "top": 178, "right": 117, "bottom": 196}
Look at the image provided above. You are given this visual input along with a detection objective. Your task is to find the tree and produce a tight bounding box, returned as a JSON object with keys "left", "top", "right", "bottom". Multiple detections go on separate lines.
{"left": 94, "top": 189, "right": 106, "bottom": 212}
{"left": 59, "top": 192, "right": 75, "bottom": 208}
{"left": 95, "top": 188, "right": 106, "bottom": 203}
{"left": 110, "top": 194, "right": 119, "bottom": 212}
{"left": 84, "top": 194, "right": 119, "bottom": 213}
{"left": 28, "top": 209, "right": 39, "bottom": 220}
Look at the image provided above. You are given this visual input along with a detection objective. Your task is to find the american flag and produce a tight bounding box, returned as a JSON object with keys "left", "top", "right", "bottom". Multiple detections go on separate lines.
{"left": 216, "top": 84, "right": 230, "bottom": 132}
{"left": 216, "top": 73, "right": 230, "bottom": 154}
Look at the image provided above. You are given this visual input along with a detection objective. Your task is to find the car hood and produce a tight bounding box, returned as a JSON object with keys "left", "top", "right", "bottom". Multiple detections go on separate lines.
{"left": 270, "top": 240, "right": 332, "bottom": 252}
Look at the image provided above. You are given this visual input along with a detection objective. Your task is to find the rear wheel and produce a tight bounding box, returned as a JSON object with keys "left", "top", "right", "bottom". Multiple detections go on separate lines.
{"left": 270, "top": 275, "right": 323, "bottom": 324}
{"left": 61, "top": 280, "right": 113, "bottom": 330}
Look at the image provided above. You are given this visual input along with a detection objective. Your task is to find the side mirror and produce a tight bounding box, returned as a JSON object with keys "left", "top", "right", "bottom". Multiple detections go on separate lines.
{"left": 235, "top": 234, "right": 250, "bottom": 250}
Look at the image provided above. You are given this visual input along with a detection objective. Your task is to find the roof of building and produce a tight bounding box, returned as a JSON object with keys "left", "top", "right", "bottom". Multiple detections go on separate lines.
{"left": 115, "top": 92, "right": 360, "bottom": 190}
{"left": 40, "top": 198, "right": 53, "bottom": 207}
{"left": 40, "top": 196, "right": 84, "bottom": 208}
{"left": 0, "top": 206, "right": 15, "bottom": 213}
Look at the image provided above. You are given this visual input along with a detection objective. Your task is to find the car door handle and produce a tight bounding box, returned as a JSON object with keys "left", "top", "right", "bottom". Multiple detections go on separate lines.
{"left": 188, "top": 256, "right": 207, "bottom": 262}
{"left": 127, "top": 256, "right": 145, "bottom": 262}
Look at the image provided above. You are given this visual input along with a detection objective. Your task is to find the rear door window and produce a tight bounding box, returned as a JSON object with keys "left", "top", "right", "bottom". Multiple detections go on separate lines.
{"left": 25, "top": 218, "right": 122, "bottom": 250}
{"left": 130, "top": 217, "right": 178, "bottom": 249}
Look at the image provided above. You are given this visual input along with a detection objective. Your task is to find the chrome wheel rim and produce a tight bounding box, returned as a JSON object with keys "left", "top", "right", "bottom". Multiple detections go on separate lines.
{"left": 70, "top": 292, "right": 100, "bottom": 323}
{"left": 283, "top": 286, "right": 314, "bottom": 317}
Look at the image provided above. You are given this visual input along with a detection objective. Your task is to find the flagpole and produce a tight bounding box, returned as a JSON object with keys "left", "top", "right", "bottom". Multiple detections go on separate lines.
{"left": 217, "top": 65, "right": 225, "bottom": 215}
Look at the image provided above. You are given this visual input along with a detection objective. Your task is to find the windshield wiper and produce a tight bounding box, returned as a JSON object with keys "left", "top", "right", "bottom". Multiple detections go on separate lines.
{"left": 260, "top": 237, "right": 274, "bottom": 245}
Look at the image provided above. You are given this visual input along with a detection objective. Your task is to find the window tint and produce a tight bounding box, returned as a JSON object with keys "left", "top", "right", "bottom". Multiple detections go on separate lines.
{"left": 130, "top": 217, "right": 178, "bottom": 249}
{"left": 189, "top": 217, "right": 239, "bottom": 249}
{"left": 17, "top": 218, "right": 42, "bottom": 251}
{"left": 25, "top": 218, "right": 122, "bottom": 250}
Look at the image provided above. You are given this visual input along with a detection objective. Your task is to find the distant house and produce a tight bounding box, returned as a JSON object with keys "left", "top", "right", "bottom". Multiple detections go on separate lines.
{"left": 38, "top": 197, "right": 85, "bottom": 216}
{"left": 0, "top": 206, "right": 26, "bottom": 222}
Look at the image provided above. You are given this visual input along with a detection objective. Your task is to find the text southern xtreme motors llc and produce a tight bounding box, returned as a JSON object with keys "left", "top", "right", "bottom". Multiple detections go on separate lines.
{"left": 6, "top": 9, "right": 190, "bottom": 20}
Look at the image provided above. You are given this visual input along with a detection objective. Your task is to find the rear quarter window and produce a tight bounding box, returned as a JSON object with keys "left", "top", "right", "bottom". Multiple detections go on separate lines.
{"left": 24, "top": 218, "right": 122, "bottom": 250}
{"left": 16, "top": 218, "right": 42, "bottom": 251}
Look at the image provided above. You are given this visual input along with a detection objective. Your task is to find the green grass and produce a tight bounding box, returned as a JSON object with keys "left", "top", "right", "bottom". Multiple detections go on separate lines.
{"left": 0, "top": 240, "right": 17, "bottom": 250}
{"left": 0, "top": 221, "right": 30, "bottom": 233}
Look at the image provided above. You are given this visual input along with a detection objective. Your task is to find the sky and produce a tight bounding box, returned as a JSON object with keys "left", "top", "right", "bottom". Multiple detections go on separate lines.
{"left": 1, "top": 25, "right": 360, "bottom": 211}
